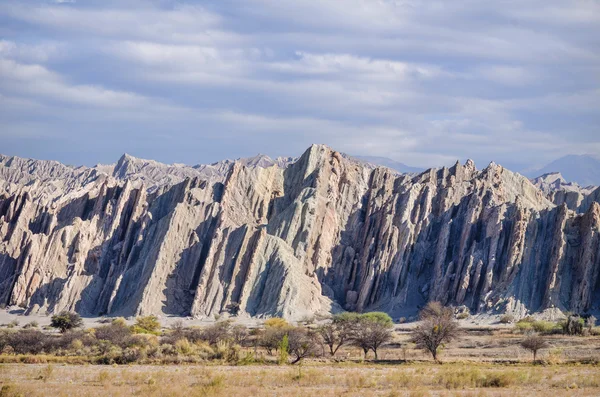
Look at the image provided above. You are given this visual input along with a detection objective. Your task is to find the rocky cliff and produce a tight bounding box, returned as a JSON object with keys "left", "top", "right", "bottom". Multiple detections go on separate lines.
{"left": 0, "top": 146, "right": 599, "bottom": 320}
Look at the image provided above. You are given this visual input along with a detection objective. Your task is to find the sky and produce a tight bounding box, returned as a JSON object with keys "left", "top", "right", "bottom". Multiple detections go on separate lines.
{"left": 0, "top": 0, "right": 599, "bottom": 171}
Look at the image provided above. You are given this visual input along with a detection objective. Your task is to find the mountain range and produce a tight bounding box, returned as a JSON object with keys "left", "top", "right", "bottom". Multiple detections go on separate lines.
{"left": 0, "top": 146, "right": 598, "bottom": 320}
{"left": 525, "top": 154, "right": 600, "bottom": 187}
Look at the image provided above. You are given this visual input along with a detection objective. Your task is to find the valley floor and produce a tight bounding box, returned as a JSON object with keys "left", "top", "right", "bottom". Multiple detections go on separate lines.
{"left": 0, "top": 362, "right": 598, "bottom": 396}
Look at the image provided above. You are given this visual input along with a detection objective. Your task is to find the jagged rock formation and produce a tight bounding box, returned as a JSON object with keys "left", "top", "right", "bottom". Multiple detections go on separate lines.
{"left": 1, "top": 146, "right": 599, "bottom": 320}
{"left": 531, "top": 172, "right": 597, "bottom": 211}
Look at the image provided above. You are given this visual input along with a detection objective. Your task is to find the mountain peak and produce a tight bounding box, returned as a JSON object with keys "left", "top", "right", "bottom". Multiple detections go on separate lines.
{"left": 528, "top": 154, "right": 600, "bottom": 187}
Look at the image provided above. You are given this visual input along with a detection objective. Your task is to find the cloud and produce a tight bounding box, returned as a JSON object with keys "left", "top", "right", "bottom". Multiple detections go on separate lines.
{"left": 0, "top": 40, "right": 64, "bottom": 63}
{"left": 0, "top": 0, "right": 598, "bottom": 170}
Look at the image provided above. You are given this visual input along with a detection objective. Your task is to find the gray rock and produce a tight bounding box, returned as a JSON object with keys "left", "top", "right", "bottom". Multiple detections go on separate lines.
{"left": 0, "top": 145, "right": 599, "bottom": 320}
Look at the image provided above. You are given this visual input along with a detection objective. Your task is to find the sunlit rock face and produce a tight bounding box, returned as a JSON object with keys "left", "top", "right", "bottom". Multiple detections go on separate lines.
{"left": 0, "top": 146, "right": 598, "bottom": 320}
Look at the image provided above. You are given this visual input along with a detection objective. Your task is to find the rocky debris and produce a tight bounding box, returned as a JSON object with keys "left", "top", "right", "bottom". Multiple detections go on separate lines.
{"left": 0, "top": 145, "right": 599, "bottom": 320}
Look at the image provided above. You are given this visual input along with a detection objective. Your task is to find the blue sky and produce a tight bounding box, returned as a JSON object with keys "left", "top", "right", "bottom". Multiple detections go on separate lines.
{"left": 0, "top": 0, "right": 599, "bottom": 170}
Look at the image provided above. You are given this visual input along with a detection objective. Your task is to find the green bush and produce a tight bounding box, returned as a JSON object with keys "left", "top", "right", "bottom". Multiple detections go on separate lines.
{"left": 531, "top": 321, "right": 555, "bottom": 334}
{"left": 515, "top": 322, "right": 533, "bottom": 333}
{"left": 131, "top": 316, "right": 161, "bottom": 335}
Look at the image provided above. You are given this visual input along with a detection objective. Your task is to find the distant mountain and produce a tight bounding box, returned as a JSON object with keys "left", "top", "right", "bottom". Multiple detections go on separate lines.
{"left": 351, "top": 155, "right": 423, "bottom": 174}
{"left": 528, "top": 155, "right": 600, "bottom": 187}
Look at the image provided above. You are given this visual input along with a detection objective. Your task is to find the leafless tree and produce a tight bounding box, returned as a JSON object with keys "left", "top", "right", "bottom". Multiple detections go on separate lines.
{"left": 231, "top": 324, "right": 249, "bottom": 346}
{"left": 585, "top": 315, "right": 597, "bottom": 332}
{"left": 411, "top": 302, "right": 460, "bottom": 362}
{"left": 287, "top": 327, "right": 321, "bottom": 364}
{"left": 521, "top": 334, "right": 548, "bottom": 362}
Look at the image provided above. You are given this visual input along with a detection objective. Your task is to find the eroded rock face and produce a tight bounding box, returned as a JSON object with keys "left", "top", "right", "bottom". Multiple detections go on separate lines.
{"left": 0, "top": 145, "right": 599, "bottom": 319}
{"left": 531, "top": 172, "right": 597, "bottom": 211}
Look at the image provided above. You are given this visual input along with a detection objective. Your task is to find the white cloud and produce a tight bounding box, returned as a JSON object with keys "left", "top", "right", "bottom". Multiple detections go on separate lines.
{"left": 0, "top": 40, "right": 64, "bottom": 63}
{"left": 0, "top": 0, "right": 598, "bottom": 168}
{"left": 0, "top": 3, "right": 223, "bottom": 43}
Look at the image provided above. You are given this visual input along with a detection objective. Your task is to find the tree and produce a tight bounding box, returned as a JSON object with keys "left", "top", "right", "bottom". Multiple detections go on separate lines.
{"left": 318, "top": 312, "right": 359, "bottom": 356}
{"left": 411, "top": 302, "right": 460, "bottom": 362}
{"left": 50, "top": 311, "right": 83, "bottom": 333}
{"left": 286, "top": 327, "right": 321, "bottom": 364}
{"left": 227, "top": 302, "right": 241, "bottom": 316}
{"left": 352, "top": 312, "right": 394, "bottom": 360}
{"left": 562, "top": 314, "right": 584, "bottom": 335}
{"left": 521, "top": 334, "right": 548, "bottom": 362}
{"left": 259, "top": 317, "right": 292, "bottom": 355}
{"left": 258, "top": 326, "right": 287, "bottom": 355}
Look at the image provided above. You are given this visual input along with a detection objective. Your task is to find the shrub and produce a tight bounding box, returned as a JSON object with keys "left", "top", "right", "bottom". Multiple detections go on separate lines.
{"left": 585, "top": 315, "right": 596, "bottom": 331}
{"left": 115, "top": 347, "right": 145, "bottom": 364}
{"left": 202, "top": 320, "right": 232, "bottom": 345}
{"left": 278, "top": 334, "right": 289, "bottom": 365}
{"left": 230, "top": 325, "right": 249, "bottom": 346}
{"left": 7, "top": 320, "right": 19, "bottom": 329}
{"left": 561, "top": 315, "right": 584, "bottom": 335}
{"left": 175, "top": 338, "right": 194, "bottom": 355}
{"left": 435, "top": 368, "right": 516, "bottom": 389}
{"left": 131, "top": 315, "right": 161, "bottom": 335}
{"left": 7, "top": 330, "right": 49, "bottom": 354}
{"left": 499, "top": 314, "right": 515, "bottom": 324}
{"left": 46, "top": 330, "right": 94, "bottom": 352}
{"left": 94, "top": 320, "right": 132, "bottom": 347}
{"left": 23, "top": 321, "right": 39, "bottom": 329}
{"left": 264, "top": 318, "right": 290, "bottom": 329}
{"left": 212, "top": 340, "right": 240, "bottom": 362}
{"left": 515, "top": 322, "right": 533, "bottom": 333}
{"left": 531, "top": 321, "right": 555, "bottom": 334}
{"left": 50, "top": 312, "right": 83, "bottom": 333}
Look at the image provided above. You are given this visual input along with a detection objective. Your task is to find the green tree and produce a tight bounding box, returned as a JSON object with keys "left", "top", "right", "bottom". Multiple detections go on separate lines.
{"left": 50, "top": 311, "right": 83, "bottom": 333}
{"left": 352, "top": 312, "right": 394, "bottom": 360}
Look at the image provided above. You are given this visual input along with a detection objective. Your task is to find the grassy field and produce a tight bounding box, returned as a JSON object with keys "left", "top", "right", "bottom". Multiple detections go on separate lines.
{"left": 0, "top": 361, "right": 599, "bottom": 396}
{"left": 1, "top": 315, "right": 599, "bottom": 396}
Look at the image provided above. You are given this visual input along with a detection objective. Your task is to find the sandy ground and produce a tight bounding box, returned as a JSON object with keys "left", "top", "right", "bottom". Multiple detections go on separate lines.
{"left": 0, "top": 306, "right": 267, "bottom": 329}
{"left": 0, "top": 305, "right": 589, "bottom": 331}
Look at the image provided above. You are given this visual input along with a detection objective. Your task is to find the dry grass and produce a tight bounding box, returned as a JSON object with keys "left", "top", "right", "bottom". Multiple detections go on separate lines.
{"left": 0, "top": 362, "right": 599, "bottom": 396}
